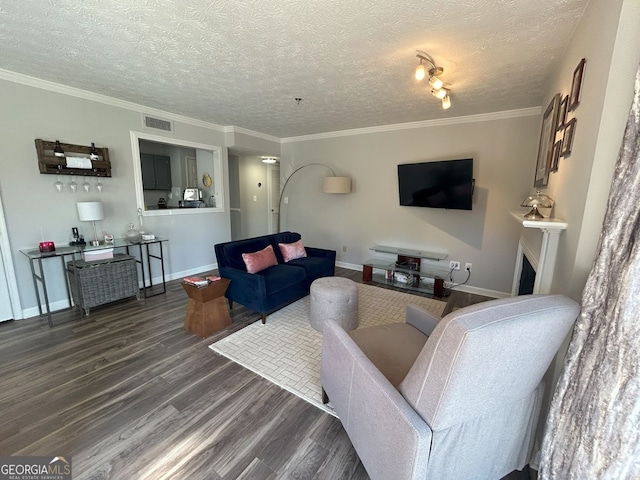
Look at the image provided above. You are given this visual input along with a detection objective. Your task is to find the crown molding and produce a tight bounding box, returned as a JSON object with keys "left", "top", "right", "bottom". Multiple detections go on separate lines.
{"left": 0, "top": 68, "right": 541, "bottom": 144}
{"left": 0, "top": 68, "right": 226, "bottom": 132}
{"left": 223, "top": 125, "right": 281, "bottom": 144}
{"left": 281, "top": 107, "right": 542, "bottom": 143}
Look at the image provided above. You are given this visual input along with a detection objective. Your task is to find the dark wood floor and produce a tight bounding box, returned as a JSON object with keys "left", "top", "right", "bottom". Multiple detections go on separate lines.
{"left": 0, "top": 267, "right": 531, "bottom": 479}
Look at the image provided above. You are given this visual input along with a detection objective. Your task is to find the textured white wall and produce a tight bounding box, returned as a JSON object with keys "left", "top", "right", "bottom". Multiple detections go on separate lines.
{"left": 0, "top": 79, "right": 232, "bottom": 316}
{"left": 281, "top": 112, "right": 541, "bottom": 296}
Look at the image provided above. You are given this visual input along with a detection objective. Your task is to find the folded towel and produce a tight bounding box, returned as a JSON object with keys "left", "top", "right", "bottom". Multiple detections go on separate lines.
{"left": 66, "top": 156, "right": 93, "bottom": 169}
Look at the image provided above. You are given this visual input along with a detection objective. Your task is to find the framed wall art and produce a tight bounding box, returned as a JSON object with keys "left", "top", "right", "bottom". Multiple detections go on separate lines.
{"left": 557, "top": 94, "right": 569, "bottom": 130}
{"left": 561, "top": 118, "right": 577, "bottom": 157}
{"left": 534, "top": 93, "right": 560, "bottom": 187}
{"left": 569, "top": 58, "right": 586, "bottom": 112}
{"left": 551, "top": 140, "right": 562, "bottom": 172}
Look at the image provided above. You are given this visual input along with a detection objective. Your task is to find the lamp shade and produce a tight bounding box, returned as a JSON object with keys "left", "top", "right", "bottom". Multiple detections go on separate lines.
{"left": 322, "top": 176, "right": 351, "bottom": 194}
{"left": 77, "top": 201, "right": 104, "bottom": 221}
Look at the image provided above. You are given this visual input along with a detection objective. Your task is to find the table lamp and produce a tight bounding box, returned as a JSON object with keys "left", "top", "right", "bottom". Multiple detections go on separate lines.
{"left": 77, "top": 201, "right": 105, "bottom": 246}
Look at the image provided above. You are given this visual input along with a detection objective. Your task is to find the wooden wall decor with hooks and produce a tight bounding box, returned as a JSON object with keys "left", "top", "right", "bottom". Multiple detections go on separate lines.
{"left": 35, "top": 139, "right": 112, "bottom": 177}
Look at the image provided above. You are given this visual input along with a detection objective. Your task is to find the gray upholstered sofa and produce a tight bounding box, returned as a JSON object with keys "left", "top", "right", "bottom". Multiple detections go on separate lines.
{"left": 321, "top": 294, "right": 579, "bottom": 480}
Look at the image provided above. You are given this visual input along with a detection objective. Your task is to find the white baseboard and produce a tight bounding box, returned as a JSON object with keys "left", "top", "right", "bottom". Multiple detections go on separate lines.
{"left": 336, "top": 261, "right": 361, "bottom": 271}
{"left": 20, "top": 262, "right": 220, "bottom": 320}
{"left": 166, "top": 263, "right": 217, "bottom": 282}
{"left": 449, "top": 284, "right": 511, "bottom": 299}
{"left": 22, "top": 299, "right": 72, "bottom": 320}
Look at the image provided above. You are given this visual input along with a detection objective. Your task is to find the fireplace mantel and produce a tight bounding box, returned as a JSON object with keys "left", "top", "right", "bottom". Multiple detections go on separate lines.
{"left": 509, "top": 211, "right": 568, "bottom": 231}
{"left": 510, "top": 211, "right": 568, "bottom": 295}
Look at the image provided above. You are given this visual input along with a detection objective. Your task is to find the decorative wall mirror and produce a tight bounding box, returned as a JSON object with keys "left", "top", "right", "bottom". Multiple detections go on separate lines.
{"left": 130, "top": 131, "right": 224, "bottom": 216}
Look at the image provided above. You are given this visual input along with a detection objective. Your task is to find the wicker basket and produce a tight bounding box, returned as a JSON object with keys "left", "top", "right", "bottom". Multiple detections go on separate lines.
{"left": 67, "top": 253, "right": 139, "bottom": 315}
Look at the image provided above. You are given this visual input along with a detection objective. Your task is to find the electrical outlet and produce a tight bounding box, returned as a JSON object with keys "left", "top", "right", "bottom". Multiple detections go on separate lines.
{"left": 465, "top": 263, "right": 472, "bottom": 272}
{"left": 342, "top": 245, "right": 347, "bottom": 252}
{"left": 449, "top": 261, "right": 460, "bottom": 270}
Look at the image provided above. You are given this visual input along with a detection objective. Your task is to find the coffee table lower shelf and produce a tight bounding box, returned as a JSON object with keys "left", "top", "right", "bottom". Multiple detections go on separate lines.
{"left": 363, "top": 262, "right": 446, "bottom": 298}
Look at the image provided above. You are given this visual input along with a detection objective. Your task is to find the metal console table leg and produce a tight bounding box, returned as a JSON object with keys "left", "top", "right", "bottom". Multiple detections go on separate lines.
{"left": 125, "top": 238, "right": 167, "bottom": 299}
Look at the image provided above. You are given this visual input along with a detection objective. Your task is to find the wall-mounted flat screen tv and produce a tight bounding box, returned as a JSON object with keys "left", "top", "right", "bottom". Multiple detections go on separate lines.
{"left": 398, "top": 158, "right": 474, "bottom": 210}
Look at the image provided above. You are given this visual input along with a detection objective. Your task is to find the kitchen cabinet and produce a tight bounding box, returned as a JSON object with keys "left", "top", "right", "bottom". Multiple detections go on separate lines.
{"left": 141, "top": 154, "right": 172, "bottom": 190}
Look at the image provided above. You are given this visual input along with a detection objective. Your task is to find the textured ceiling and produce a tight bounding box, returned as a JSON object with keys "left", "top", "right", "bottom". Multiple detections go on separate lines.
{"left": 0, "top": 0, "right": 589, "bottom": 138}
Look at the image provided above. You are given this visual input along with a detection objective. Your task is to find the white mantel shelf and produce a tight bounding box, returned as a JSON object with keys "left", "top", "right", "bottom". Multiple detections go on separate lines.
{"left": 510, "top": 211, "right": 568, "bottom": 230}
{"left": 510, "top": 211, "right": 568, "bottom": 296}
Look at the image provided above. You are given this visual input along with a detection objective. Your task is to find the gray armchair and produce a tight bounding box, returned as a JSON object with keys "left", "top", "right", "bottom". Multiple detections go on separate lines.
{"left": 321, "top": 294, "right": 579, "bottom": 480}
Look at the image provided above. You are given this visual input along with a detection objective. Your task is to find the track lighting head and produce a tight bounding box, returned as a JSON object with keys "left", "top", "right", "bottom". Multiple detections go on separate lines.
{"left": 431, "top": 88, "right": 448, "bottom": 100}
{"left": 428, "top": 74, "right": 444, "bottom": 90}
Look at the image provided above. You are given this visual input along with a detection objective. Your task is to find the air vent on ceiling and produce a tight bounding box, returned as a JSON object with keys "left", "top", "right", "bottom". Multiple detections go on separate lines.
{"left": 143, "top": 114, "right": 173, "bottom": 133}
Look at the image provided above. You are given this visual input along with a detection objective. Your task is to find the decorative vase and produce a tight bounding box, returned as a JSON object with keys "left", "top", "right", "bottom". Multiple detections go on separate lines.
{"left": 125, "top": 223, "right": 141, "bottom": 243}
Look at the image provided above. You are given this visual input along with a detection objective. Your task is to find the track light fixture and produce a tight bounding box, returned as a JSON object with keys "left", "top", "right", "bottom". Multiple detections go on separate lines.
{"left": 415, "top": 51, "right": 451, "bottom": 110}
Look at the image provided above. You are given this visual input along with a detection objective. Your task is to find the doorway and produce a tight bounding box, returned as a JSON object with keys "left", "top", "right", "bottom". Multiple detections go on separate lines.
{"left": 267, "top": 164, "right": 280, "bottom": 234}
{"left": 227, "top": 150, "right": 280, "bottom": 240}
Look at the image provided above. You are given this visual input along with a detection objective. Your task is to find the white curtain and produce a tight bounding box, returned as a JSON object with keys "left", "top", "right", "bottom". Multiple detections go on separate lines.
{"left": 539, "top": 64, "right": 640, "bottom": 478}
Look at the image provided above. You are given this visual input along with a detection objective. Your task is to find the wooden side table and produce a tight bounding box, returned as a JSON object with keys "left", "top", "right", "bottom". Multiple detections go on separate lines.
{"left": 182, "top": 278, "right": 231, "bottom": 338}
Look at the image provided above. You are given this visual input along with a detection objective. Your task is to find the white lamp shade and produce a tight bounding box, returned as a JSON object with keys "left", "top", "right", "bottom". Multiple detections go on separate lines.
{"left": 322, "top": 176, "right": 351, "bottom": 194}
{"left": 77, "top": 201, "right": 104, "bottom": 221}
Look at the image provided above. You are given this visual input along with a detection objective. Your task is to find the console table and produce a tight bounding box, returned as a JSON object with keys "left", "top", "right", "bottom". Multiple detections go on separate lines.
{"left": 20, "top": 237, "right": 168, "bottom": 327}
{"left": 363, "top": 245, "right": 449, "bottom": 297}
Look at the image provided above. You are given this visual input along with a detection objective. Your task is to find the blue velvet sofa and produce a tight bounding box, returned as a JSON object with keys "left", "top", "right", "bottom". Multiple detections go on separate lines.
{"left": 214, "top": 232, "right": 336, "bottom": 323}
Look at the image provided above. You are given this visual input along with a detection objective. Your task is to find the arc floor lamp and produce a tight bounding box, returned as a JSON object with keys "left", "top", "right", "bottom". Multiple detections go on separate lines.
{"left": 278, "top": 163, "right": 351, "bottom": 232}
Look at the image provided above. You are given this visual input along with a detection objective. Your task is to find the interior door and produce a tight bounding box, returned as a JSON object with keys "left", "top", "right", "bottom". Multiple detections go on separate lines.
{"left": 268, "top": 165, "right": 280, "bottom": 233}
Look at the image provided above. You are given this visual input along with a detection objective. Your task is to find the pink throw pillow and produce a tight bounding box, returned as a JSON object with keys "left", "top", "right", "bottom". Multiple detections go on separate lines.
{"left": 242, "top": 245, "right": 278, "bottom": 273}
{"left": 279, "top": 239, "right": 307, "bottom": 263}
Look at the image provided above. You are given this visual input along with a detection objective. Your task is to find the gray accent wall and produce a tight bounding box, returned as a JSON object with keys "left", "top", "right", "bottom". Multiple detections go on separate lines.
{"left": 0, "top": 79, "right": 232, "bottom": 317}
{"left": 280, "top": 113, "right": 541, "bottom": 295}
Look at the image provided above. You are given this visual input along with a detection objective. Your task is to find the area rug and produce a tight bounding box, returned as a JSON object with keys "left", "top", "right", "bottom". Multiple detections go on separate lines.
{"left": 209, "top": 283, "right": 447, "bottom": 415}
